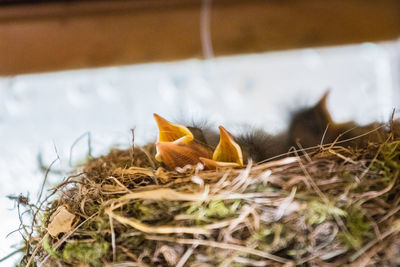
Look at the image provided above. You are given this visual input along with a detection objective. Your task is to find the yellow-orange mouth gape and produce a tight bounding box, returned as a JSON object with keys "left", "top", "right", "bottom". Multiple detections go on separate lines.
{"left": 153, "top": 114, "right": 244, "bottom": 170}
{"left": 200, "top": 126, "right": 244, "bottom": 168}
{"left": 153, "top": 113, "right": 194, "bottom": 144}
{"left": 153, "top": 114, "right": 212, "bottom": 170}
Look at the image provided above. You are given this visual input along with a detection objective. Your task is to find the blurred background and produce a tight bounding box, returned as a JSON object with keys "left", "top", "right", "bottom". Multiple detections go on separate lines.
{"left": 1, "top": 0, "right": 400, "bottom": 265}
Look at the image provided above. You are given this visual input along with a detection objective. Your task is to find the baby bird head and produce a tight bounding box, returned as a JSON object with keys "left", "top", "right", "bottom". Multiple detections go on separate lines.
{"left": 288, "top": 91, "right": 356, "bottom": 148}
{"left": 153, "top": 113, "right": 212, "bottom": 170}
{"left": 288, "top": 92, "right": 333, "bottom": 147}
{"left": 200, "top": 126, "right": 244, "bottom": 168}
{"left": 153, "top": 114, "right": 243, "bottom": 170}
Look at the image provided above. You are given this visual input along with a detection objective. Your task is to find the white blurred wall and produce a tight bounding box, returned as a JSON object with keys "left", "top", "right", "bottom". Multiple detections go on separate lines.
{"left": 0, "top": 41, "right": 399, "bottom": 265}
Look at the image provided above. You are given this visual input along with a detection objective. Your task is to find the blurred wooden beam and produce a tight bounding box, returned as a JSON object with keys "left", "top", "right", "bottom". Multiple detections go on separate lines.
{"left": 0, "top": 0, "right": 399, "bottom": 75}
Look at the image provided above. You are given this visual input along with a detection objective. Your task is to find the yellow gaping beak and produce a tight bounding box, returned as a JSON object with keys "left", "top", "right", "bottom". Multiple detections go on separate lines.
{"left": 153, "top": 114, "right": 212, "bottom": 170}
{"left": 153, "top": 113, "right": 194, "bottom": 144}
{"left": 200, "top": 126, "right": 244, "bottom": 168}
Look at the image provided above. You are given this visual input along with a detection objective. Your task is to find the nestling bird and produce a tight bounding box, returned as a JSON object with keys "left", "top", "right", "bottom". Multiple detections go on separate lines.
{"left": 153, "top": 114, "right": 243, "bottom": 170}
{"left": 287, "top": 92, "right": 356, "bottom": 148}
{"left": 200, "top": 126, "right": 244, "bottom": 168}
{"left": 287, "top": 92, "right": 398, "bottom": 149}
{"left": 153, "top": 92, "right": 399, "bottom": 170}
{"left": 236, "top": 129, "right": 289, "bottom": 162}
{"left": 153, "top": 114, "right": 212, "bottom": 170}
{"left": 154, "top": 114, "right": 291, "bottom": 169}
{"left": 153, "top": 93, "right": 343, "bottom": 170}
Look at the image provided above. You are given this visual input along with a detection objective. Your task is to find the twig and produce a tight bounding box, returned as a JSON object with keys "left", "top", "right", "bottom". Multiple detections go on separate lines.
{"left": 110, "top": 208, "right": 117, "bottom": 262}
{"left": 26, "top": 233, "right": 48, "bottom": 267}
{"left": 106, "top": 210, "right": 209, "bottom": 235}
{"left": 145, "top": 235, "right": 291, "bottom": 264}
{"left": 176, "top": 244, "right": 198, "bottom": 267}
{"left": 69, "top": 131, "right": 92, "bottom": 167}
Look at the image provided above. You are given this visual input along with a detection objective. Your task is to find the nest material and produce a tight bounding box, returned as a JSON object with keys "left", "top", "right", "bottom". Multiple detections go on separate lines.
{"left": 17, "top": 127, "right": 400, "bottom": 267}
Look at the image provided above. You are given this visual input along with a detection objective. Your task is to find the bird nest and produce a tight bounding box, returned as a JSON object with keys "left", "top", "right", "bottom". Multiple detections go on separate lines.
{"left": 16, "top": 126, "right": 400, "bottom": 267}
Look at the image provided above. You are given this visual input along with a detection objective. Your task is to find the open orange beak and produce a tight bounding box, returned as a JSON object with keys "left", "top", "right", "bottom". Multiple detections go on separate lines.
{"left": 153, "top": 114, "right": 212, "bottom": 170}
{"left": 200, "top": 126, "right": 244, "bottom": 168}
{"left": 154, "top": 114, "right": 244, "bottom": 170}
{"left": 153, "top": 113, "right": 194, "bottom": 144}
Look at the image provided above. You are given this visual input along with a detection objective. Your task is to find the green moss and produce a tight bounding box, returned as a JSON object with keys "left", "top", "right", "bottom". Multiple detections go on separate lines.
{"left": 340, "top": 205, "right": 372, "bottom": 249}
{"left": 187, "top": 200, "right": 241, "bottom": 221}
{"left": 87, "top": 215, "right": 110, "bottom": 233}
{"left": 253, "top": 223, "right": 289, "bottom": 252}
{"left": 132, "top": 200, "right": 155, "bottom": 220}
{"left": 119, "top": 232, "right": 146, "bottom": 247}
{"left": 62, "top": 238, "right": 109, "bottom": 267}
{"left": 253, "top": 227, "right": 273, "bottom": 241}
{"left": 287, "top": 248, "right": 308, "bottom": 257}
{"left": 304, "top": 200, "right": 346, "bottom": 226}
{"left": 254, "top": 183, "right": 269, "bottom": 192}
{"left": 206, "top": 200, "right": 241, "bottom": 218}
{"left": 379, "top": 141, "right": 400, "bottom": 169}
{"left": 42, "top": 235, "right": 60, "bottom": 259}
{"left": 360, "top": 141, "right": 400, "bottom": 200}
{"left": 372, "top": 142, "right": 400, "bottom": 179}
{"left": 128, "top": 200, "right": 178, "bottom": 222}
